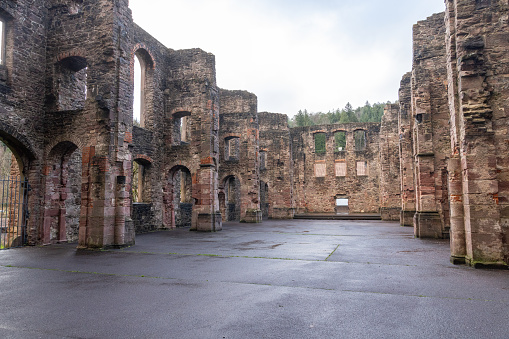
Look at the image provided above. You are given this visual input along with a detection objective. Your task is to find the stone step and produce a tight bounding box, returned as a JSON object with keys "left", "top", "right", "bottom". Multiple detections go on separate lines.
{"left": 293, "top": 214, "right": 382, "bottom": 221}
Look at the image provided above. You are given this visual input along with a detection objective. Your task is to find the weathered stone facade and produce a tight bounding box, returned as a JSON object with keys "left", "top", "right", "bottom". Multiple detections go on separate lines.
{"left": 219, "top": 90, "right": 261, "bottom": 223}
{"left": 395, "top": 0, "right": 509, "bottom": 267}
{"left": 258, "top": 112, "right": 294, "bottom": 219}
{"left": 291, "top": 123, "right": 383, "bottom": 214}
{"left": 379, "top": 104, "right": 402, "bottom": 221}
{"left": 1, "top": 0, "right": 508, "bottom": 267}
{"left": 410, "top": 12, "right": 451, "bottom": 239}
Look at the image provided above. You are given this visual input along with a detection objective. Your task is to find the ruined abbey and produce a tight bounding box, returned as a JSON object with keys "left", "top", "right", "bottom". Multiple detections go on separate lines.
{"left": 0, "top": 0, "right": 508, "bottom": 268}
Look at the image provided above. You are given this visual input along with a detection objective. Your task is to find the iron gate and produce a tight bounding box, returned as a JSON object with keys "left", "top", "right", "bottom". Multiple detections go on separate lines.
{"left": 0, "top": 176, "right": 29, "bottom": 249}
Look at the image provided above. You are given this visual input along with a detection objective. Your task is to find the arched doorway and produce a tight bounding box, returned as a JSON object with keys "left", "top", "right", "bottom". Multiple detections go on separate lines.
{"left": 221, "top": 175, "right": 241, "bottom": 221}
{"left": 0, "top": 127, "right": 34, "bottom": 249}
{"left": 164, "top": 166, "right": 193, "bottom": 229}
{"left": 43, "top": 141, "right": 81, "bottom": 244}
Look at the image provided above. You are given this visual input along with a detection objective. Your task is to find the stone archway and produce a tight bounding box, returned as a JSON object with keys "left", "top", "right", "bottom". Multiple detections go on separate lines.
{"left": 164, "top": 165, "right": 193, "bottom": 229}
{"left": 43, "top": 141, "right": 81, "bottom": 244}
{"left": 221, "top": 175, "right": 241, "bottom": 222}
{"left": 0, "top": 126, "right": 36, "bottom": 249}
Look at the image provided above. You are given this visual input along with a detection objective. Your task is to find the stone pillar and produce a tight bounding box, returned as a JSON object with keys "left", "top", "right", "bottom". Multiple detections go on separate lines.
{"left": 379, "top": 104, "right": 401, "bottom": 221}
{"left": 448, "top": 156, "right": 466, "bottom": 264}
{"left": 193, "top": 92, "right": 222, "bottom": 231}
{"left": 195, "top": 161, "right": 222, "bottom": 231}
{"left": 241, "top": 115, "right": 262, "bottom": 223}
{"left": 410, "top": 13, "right": 450, "bottom": 239}
{"left": 448, "top": 0, "right": 506, "bottom": 267}
{"left": 445, "top": 1, "right": 466, "bottom": 265}
{"left": 398, "top": 73, "right": 416, "bottom": 226}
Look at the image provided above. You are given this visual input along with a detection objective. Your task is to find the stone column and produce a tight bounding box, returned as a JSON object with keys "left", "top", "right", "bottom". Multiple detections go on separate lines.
{"left": 448, "top": 156, "right": 466, "bottom": 264}
{"left": 398, "top": 73, "right": 416, "bottom": 226}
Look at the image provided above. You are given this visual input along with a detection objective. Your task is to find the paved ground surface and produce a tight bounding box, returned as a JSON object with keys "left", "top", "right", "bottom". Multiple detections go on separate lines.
{"left": 0, "top": 219, "right": 508, "bottom": 338}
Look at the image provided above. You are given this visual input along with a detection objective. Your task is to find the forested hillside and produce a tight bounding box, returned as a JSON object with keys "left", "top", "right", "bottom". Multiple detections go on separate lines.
{"left": 289, "top": 101, "right": 390, "bottom": 127}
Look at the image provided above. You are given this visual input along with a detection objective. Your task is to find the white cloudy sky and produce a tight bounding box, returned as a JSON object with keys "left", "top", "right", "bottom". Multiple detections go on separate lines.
{"left": 129, "top": 0, "right": 445, "bottom": 117}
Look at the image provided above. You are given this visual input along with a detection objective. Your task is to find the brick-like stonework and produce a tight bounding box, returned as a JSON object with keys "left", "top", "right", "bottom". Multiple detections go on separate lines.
{"left": 394, "top": 1, "right": 509, "bottom": 267}
{"left": 291, "top": 123, "right": 383, "bottom": 214}
{"left": 1, "top": 0, "right": 507, "bottom": 267}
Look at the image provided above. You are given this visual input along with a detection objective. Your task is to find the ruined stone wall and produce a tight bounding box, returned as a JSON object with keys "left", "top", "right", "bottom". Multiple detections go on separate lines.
{"left": 411, "top": 12, "right": 451, "bottom": 239}
{"left": 291, "top": 123, "right": 381, "bottom": 214}
{"left": 444, "top": 0, "right": 509, "bottom": 266}
{"left": 258, "top": 112, "right": 294, "bottom": 219}
{"left": 379, "top": 104, "right": 402, "bottom": 221}
{"left": 0, "top": 0, "right": 49, "bottom": 245}
{"left": 165, "top": 48, "right": 221, "bottom": 231}
{"left": 130, "top": 24, "right": 170, "bottom": 233}
{"left": 41, "top": 0, "right": 137, "bottom": 248}
{"left": 219, "top": 89, "right": 261, "bottom": 223}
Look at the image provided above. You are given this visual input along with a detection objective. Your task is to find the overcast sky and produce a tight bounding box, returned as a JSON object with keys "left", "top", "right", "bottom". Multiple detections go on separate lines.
{"left": 129, "top": 0, "right": 445, "bottom": 117}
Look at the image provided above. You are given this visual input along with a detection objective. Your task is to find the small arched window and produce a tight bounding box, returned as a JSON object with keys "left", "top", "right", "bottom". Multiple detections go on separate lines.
{"left": 334, "top": 131, "right": 346, "bottom": 152}
{"left": 225, "top": 137, "right": 240, "bottom": 161}
{"left": 0, "top": 19, "right": 5, "bottom": 65}
{"left": 314, "top": 133, "right": 326, "bottom": 154}
{"left": 354, "top": 130, "right": 367, "bottom": 151}
{"left": 173, "top": 111, "right": 191, "bottom": 145}
{"left": 133, "top": 49, "right": 154, "bottom": 128}
{"left": 56, "top": 56, "right": 88, "bottom": 111}
{"left": 133, "top": 159, "right": 152, "bottom": 203}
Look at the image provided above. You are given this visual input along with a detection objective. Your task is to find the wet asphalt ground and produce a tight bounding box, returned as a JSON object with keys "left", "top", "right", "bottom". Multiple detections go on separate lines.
{"left": 0, "top": 219, "right": 508, "bottom": 339}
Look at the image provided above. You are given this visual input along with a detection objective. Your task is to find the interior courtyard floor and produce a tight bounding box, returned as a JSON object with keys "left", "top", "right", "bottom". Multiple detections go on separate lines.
{"left": 0, "top": 219, "right": 508, "bottom": 338}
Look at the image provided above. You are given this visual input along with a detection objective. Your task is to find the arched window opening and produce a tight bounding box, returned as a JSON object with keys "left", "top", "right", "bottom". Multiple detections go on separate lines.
{"left": 180, "top": 115, "right": 188, "bottom": 142}
{"left": 172, "top": 111, "right": 191, "bottom": 145}
{"left": 133, "top": 49, "right": 154, "bottom": 128}
{"left": 314, "top": 133, "right": 326, "bottom": 154}
{"left": 0, "top": 19, "right": 5, "bottom": 66}
{"left": 132, "top": 159, "right": 151, "bottom": 204}
{"left": 132, "top": 161, "right": 142, "bottom": 203}
{"left": 334, "top": 131, "right": 346, "bottom": 152}
{"left": 172, "top": 167, "right": 192, "bottom": 227}
{"left": 55, "top": 56, "right": 87, "bottom": 111}
{"left": 225, "top": 137, "right": 240, "bottom": 161}
{"left": 354, "top": 130, "right": 367, "bottom": 151}
{"left": 133, "top": 55, "right": 144, "bottom": 127}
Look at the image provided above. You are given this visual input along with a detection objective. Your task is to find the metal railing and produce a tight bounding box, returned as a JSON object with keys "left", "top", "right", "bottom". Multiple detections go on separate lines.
{"left": 0, "top": 176, "right": 29, "bottom": 249}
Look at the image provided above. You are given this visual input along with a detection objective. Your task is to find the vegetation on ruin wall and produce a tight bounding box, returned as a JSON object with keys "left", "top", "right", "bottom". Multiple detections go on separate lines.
{"left": 290, "top": 101, "right": 390, "bottom": 127}
{"left": 0, "top": 143, "right": 12, "bottom": 178}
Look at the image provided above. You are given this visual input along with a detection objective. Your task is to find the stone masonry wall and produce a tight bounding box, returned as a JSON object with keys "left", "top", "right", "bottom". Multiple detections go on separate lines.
{"left": 0, "top": 0, "right": 48, "bottom": 245}
{"left": 291, "top": 123, "right": 381, "bottom": 214}
{"left": 219, "top": 89, "right": 261, "bottom": 223}
{"left": 379, "top": 104, "right": 402, "bottom": 221}
{"left": 445, "top": 0, "right": 509, "bottom": 266}
{"left": 258, "top": 112, "right": 294, "bottom": 219}
{"left": 411, "top": 12, "right": 451, "bottom": 239}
